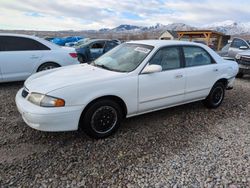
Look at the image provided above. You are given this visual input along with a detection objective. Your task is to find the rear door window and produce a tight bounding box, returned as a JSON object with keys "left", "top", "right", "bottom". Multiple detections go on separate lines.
{"left": 183, "top": 46, "right": 214, "bottom": 67}
{"left": 0, "top": 36, "right": 50, "bottom": 51}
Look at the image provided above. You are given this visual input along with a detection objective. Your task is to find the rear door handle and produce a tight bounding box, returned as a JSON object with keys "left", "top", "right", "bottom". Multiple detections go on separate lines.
{"left": 175, "top": 74, "right": 183, "bottom": 78}
{"left": 31, "top": 55, "right": 39, "bottom": 59}
{"left": 213, "top": 68, "right": 219, "bottom": 72}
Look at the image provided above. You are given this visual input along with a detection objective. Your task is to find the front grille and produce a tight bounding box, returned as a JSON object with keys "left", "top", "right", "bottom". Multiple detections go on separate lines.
{"left": 21, "top": 89, "right": 29, "bottom": 98}
{"left": 241, "top": 56, "right": 250, "bottom": 61}
{"left": 237, "top": 56, "right": 250, "bottom": 65}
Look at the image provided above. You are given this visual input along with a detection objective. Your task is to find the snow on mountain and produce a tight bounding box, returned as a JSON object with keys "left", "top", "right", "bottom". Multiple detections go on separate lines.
{"left": 203, "top": 20, "right": 250, "bottom": 35}
{"left": 97, "top": 21, "right": 250, "bottom": 35}
{"left": 111, "top": 24, "right": 143, "bottom": 32}
{"left": 162, "top": 23, "right": 195, "bottom": 31}
{"left": 100, "top": 23, "right": 195, "bottom": 33}
{"left": 203, "top": 20, "right": 237, "bottom": 28}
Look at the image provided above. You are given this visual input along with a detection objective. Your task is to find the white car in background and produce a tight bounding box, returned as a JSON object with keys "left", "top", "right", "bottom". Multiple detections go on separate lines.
{"left": 16, "top": 40, "right": 238, "bottom": 139}
{"left": 0, "top": 33, "right": 79, "bottom": 82}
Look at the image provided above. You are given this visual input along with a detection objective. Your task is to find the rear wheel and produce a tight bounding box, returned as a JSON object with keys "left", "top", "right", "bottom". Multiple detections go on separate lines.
{"left": 203, "top": 82, "right": 225, "bottom": 108}
{"left": 80, "top": 99, "right": 122, "bottom": 139}
{"left": 37, "top": 62, "right": 60, "bottom": 72}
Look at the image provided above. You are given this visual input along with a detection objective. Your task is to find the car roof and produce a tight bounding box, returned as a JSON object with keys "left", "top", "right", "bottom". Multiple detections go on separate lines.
{"left": 0, "top": 33, "right": 40, "bottom": 39}
{"left": 127, "top": 40, "right": 205, "bottom": 48}
{"left": 88, "top": 39, "right": 113, "bottom": 43}
{"left": 78, "top": 39, "right": 116, "bottom": 46}
{"left": 0, "top": 33, "right": 43, "bottom": 41}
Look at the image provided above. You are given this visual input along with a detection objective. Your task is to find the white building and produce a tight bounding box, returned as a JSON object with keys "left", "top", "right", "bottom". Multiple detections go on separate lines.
{"left": 159, "top": 30, "right": 178, "bottom": 40}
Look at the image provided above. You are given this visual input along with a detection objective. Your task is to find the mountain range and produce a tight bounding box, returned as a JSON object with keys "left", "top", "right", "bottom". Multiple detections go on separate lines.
{"left": 99, "top": 20, "right": 250, "bottom": 35}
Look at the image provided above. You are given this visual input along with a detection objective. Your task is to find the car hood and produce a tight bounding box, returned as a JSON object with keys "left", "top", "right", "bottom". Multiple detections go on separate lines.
{"left": 25, "top": 64, "right": 126, "bottom": 94}
{"left": 238, "top": 50, "right": 250, "bottom": 56}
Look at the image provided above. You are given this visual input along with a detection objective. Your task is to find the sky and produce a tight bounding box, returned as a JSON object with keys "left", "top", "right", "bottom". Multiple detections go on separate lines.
{"left": 0, "top": 0, "right": 250, "bottom": 31}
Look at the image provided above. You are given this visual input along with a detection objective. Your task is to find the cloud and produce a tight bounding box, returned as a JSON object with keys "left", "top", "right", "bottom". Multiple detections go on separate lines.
{"left": 0, "top": 0, "right": 249, "bottom": 30}
{"left": 164, "top": 0, "right": 250, "bottom": 23}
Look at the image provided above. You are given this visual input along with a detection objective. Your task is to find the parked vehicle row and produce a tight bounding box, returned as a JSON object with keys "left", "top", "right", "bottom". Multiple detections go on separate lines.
{"left": 0, "top": 34, "right": 123, "bottom": 82}
{"left": 0, "top": 34, "right": 79, "bottom": 82}
{"left": 16, "top": 40, "right": 238, "bottom": 139}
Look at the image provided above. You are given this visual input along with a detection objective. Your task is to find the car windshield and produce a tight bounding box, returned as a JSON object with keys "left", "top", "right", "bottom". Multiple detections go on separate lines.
{"left": 221, "top": 43, "right": 231, "bottom": 52}
{"left": 74, "top": 38, "right": 90, "bottom": 47}
{"left": 92, "top": 43, "right": 154, "bottom": 72}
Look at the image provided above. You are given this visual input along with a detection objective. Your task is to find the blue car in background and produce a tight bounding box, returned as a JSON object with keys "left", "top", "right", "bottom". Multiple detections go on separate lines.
{"left": 50, "top": 37, "right": 65, "bottom": 46}
{"left": 51, "top": 36, "right": 83, "bottom": 46}
{"left": 75, "top": 39, "right": 119, "bottom": 63}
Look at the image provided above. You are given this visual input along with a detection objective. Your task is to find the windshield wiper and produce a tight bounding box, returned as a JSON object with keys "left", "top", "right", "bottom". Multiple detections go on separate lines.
{"left": 91, "top": 62, "right": 127, "bottom": 73}
{"left": 94, "top": 64, "right": 114, "bottom": 71}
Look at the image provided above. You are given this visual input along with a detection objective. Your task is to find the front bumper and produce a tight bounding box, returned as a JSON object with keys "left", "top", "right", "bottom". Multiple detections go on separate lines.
{"left": 237, "top": 57, "right": 250, "bottom": 74}
{"left": 239, "top": 64, "right": 250, "bottom": 74}
{"left": 15, "top": 88, "right": 84, "bottom": 132}
{"left": 226, "top": 77, "right": 235, "bottom": 89}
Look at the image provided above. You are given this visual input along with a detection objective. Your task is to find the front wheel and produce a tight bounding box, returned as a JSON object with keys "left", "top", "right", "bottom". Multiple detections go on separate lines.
{"left": 80, "top": 100, "right": 122, "bottom": 139}
{"left": 203, "top": 82, "right": 225, "bottom": 108}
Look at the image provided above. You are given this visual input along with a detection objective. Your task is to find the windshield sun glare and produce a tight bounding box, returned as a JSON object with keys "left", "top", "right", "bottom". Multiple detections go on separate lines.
{"left": 94, "top": 43, "right": 154, "bottom": 72}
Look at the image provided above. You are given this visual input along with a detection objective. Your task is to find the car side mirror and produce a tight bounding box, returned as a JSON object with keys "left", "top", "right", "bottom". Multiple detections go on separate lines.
{"left": 141, "top": 64, "right": 162, "bottom": 74}
{"left": 239, "top": 46, "right": 248, "bottom": 50}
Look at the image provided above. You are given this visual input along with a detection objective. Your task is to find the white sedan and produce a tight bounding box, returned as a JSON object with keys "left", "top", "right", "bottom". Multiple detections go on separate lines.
{"left": 16, "top": 40, "right": 238, "bottom": 138}
{"left": 0, "top": 33, "right": 79, "bottom": 82}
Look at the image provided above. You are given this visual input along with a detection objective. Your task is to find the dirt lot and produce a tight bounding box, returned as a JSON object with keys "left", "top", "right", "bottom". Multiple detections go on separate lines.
{"left": 0, "top": 78, "right": 249, "bottom": 187}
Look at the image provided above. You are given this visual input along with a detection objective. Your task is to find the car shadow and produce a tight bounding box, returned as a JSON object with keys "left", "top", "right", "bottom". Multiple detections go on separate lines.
{"left": 18, "top": 101, "right": 218, "bottom": 154}
{"left": 5, "top": 80, "right": 244, "bottom": 161}
{"left": 5, "top": 85, "right": 246, "bottom": 176}
{"left": 239, "top": 75, "right": 250, "bottom": 80}
{"left": 0, "top": 81, "right": 24, "bottom": 86}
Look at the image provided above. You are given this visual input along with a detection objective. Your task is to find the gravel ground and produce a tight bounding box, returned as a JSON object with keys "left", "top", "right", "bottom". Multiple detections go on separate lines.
{"left": 0, "top": 78, "right": 249, "bottom": 187}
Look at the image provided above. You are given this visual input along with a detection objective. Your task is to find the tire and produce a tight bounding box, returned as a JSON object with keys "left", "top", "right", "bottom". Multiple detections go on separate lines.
{"left": 203, "top": 82, "right": 225, "bottom": 109}
{"left": 236, "top": 72, "right": 244, "bottom": 78}
{"left": 37, "top": 62, "right": 60, "bottom": 72}
{"left": 80, "top": 99, "right": 123, "bottom": 139}
{"left": 78, "top": 55, "right": 87, "bottom": 63}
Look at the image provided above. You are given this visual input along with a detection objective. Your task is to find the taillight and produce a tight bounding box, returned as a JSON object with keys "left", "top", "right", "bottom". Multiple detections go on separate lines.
{"left": 69, "top": 53, "right": 77, "bottom": 58}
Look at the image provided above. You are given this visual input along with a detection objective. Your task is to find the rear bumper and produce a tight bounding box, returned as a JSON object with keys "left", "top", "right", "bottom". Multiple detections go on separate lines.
{"left": 16, "top": 88, "right": 84, "bottom": 132}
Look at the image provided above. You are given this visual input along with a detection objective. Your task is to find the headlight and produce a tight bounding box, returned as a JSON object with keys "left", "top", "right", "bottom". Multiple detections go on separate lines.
{"left": 27, "top": 93, "right": 65, "bottom": 107}
{"left": 235, "top": 54, "right": 241, "bottom": 60}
